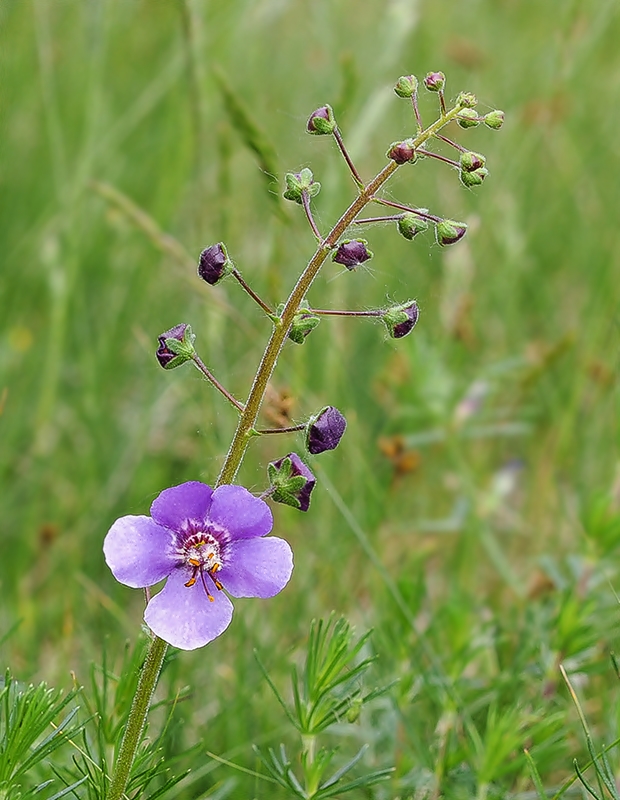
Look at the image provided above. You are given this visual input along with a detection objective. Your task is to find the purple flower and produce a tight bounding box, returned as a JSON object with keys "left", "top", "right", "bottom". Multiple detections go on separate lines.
{"left": 103, "top": 482, "right": 293, "bottom": 650}
{"left": 306, "top": 406, "right": 347, "bottom": 454}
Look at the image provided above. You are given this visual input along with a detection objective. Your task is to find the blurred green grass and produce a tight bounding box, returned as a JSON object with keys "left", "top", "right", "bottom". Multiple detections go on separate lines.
{"left": 1, "top": 0, "right": 620, "bottom": 796}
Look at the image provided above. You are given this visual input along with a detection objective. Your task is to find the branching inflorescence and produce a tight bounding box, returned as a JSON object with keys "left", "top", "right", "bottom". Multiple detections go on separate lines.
{"left": 103, "top": 70, "right": 504, "bottom": 800}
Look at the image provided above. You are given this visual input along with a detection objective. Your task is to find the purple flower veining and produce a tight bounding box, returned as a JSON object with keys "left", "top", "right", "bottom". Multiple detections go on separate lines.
{"left": 103, "top": 482, "right": 293, "bottom": 650}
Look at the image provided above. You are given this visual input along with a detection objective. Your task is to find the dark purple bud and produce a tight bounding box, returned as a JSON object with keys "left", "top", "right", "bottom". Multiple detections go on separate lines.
{"left": 424, "top": 71, "right": 446, "bottom": 92}
{"left": 435, "top": 219, "right": 468, "bottom": 246}
{"left": 156, "top": 323, "right": 195, "bottom": 369}
{"left": 484, "top": 110, "right": 505, "bottom": 130}
{"left": 268, "top": 453, "right": 316, "bottom": 512}
{"left": 198, "top": 243, "right": 233, "bottom": 286}
{"left": 306, "top": 406, "right": 347, "bottom": 455}
{"left": 397, "top": 211, "right": 429, "bottom": 240}
{"left": 332, "top": 239, "right": 373, "bottom": 270}
{"left": 383, "top": 301, "right": 419, "bottom": 339}
{"left": 459, "top": 151, "right": 486, "bottom": 172}
{"left": 307, "top": 105, "right": 337, "bottom": 135}
{"left": 386, "top": 139, "right": 416, "bottom": 165}
{"left": 394, "top": 75, "right": 418, "bottom": 98}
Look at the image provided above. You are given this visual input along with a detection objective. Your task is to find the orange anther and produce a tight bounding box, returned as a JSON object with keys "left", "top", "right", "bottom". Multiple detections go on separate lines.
{"left": 184, "top": 577, "right": 197, "bottom": 587}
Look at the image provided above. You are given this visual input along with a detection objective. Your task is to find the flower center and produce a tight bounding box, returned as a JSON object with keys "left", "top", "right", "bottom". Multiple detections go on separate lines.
{"left": 181, "top": 532, "right": 224, "bottom": 602}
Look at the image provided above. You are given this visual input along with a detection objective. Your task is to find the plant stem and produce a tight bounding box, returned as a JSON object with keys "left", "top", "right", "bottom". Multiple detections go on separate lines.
{"left": 310, "top": 308, "right": 383, "bottom": 317}
{"left": 256, "top": 424, "right": 306, "bottom": 434}
{"left": 332, "top": 127, "right": 364, "bottom": 187}
{"left": 216, "top": 103, "right": 463, "bottom": 487}
{"left": 192, "top": 353, "right": 245, "bottom": 412}
{"left": 301, "top": 190, "right": 323, "bottom": 241}
{"left": 232, "top": 268, "right": 273, "bottom": 315}
{"left": 107, "top": 635, "right": 168, "bottom": 800}
{"left": 373, "top": 197, "right": 442, "bottom": 223}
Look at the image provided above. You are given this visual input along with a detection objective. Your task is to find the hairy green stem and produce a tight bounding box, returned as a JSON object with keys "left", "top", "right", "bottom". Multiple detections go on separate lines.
{"left": 216, "top": 103, "right": 462, "bottom": 487}
{"left": 108, "top": 635, "right": 168, "bottom": 800}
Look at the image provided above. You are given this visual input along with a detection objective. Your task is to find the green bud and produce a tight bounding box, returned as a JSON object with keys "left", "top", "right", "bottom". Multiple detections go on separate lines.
{"left": 435, "top": 219, "right": 468, "bottom": 246}
{"left": 456, "top": 91, "right": 477, "bottom": 108}
{"left": 484, "top": 109, "right": 505, "bottom": 130}
{"left": 460, "top": 167, "right": 488, "bottom": 187}
{"left": 283, "top": 168, "right": 321, "bottom": 204}
{"left": 277, "top": 301, "right": 320, "bottom": 345}
{"left": 456, "top": 108, "right": 480, "bottom": 129}
{"left": 394, "top": 75, "right": 418, "bottom": 98}
{"left": 397, "top": 211, "right": 429, "bottom": 240}
{"left": 459, "top": 151, "right": 486, "bottom": 172}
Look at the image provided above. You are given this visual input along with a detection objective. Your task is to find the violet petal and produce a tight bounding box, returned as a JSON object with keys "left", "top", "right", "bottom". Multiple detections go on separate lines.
{"left": 150, "top": 481, "right": 213, "bottom": 532}
{"left": 144, "top": 569, "right": 234, "bottom": 650}
{"left": 103, "top": 516, "right": 176, "bottom": 588}
{"left": 218, "top": 537, "right": 293, "bottom": 598}
{"left": 208, "top": 485, "right": 273, "bottom": 540}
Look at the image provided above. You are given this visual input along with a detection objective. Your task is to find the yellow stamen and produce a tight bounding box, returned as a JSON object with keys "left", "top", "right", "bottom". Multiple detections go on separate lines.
{"left": 188, "top": 557, "right": 200, "bottom": 567}
{"left": 184, "top": 576, "right": 197, "bottom": 587}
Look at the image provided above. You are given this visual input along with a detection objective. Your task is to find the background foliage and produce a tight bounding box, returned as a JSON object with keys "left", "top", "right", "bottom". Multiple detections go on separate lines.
{"left": 1, "top": 0, "right": 619, "bottom": 797}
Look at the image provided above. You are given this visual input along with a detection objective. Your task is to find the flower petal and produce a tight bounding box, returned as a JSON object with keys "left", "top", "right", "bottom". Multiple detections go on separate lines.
{"left": 104, "top": 516, "right": 176, "bottom": 588}
{"left": 208, "top": 485, "right": 273, "bottom": 539}
{"left": 144, "top": 569, "right": 234, "bottom": 650}
{"left": 150, "top": 481, "right": 213, "bottom": 532}
{"left": 218, "top": 537, "right": 293, "bottom": 598}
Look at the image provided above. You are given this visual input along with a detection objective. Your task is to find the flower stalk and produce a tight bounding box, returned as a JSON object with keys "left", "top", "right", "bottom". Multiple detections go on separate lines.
{"left": 216, "top": 101, "right": 464, "bottom": 487}
{"left": 107, "top": 635, "right": 168, "bottom": 800}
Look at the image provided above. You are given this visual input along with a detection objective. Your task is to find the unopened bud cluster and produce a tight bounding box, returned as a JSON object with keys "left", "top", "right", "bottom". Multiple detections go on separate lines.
{"left": 154, "top": 68, "right": 503, "bottom": 524}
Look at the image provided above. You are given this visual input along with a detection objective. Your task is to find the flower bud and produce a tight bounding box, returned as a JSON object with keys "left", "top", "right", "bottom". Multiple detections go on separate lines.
{"left": 424, "top": 71, "right": 445, "bottom": 92}
{"left": 386, "top": 138, "right": 416, "bottom": 165}
{"left": 156, "top": 323, "right": 195, "bottom": 370}
{"left": 287, "top": 306, "right": 320, "bottom": 344}
{"left": 394, "top": 75, "right": 418, "bottom": 98}
{"left": 459, "top": 151, "right": 486, "bottom": 172}
{"left": 307, "top": 105, "right": 337, "bottom": 135}
{"left": 459, "top": 167, "right": 488, "bottom": 187}
{"left": 456, "top": 108, "right": 480, "bottom": 129}
{"left": 435, "top": 219, "right": 468, "bottom": 246}
{"left": 397, "top": 211, "right": 429, "bottom": 240}
{"left": 198, "top": 243, "right": 233, "bottom": 286}
{"left": 456, "top": 91, "right": 477, "bottom": 108}
{"left": 383, "top": 301, "right": 419, "bottom": 339}
{"left": 268, "top": 453, "right": 316, "bottom": 512}
{"left": 332, "top": 239, "right": 373, "bottom": 270}
{"left": 283, "top": 168, "right": 321, "bottom": 205}
{"left": 484, "top": 110, "right": 505, "bottom": 130}
{"left": 306, "top": 406, "right": 347, "bottom": 454}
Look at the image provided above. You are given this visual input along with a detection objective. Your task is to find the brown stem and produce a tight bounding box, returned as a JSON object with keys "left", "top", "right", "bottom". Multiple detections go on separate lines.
{"left": 191, "top": 354, "right": 245, "bottom": 412}
{"left": 232, "top": 268, "right": 273, "bottom": 315}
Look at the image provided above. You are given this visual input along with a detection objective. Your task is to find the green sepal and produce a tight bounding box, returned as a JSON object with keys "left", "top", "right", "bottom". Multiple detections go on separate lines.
{"left": 397, "top": 211, "right": 429, "bottom": 240}
{"left": 283, "top": 168, "right": 321, "bottom": 204}
{"left": 456, "top": 108, "right": 480, "bottom": 129}
{"left": 460, "top": 167, "right": 488, "bottom": 187}
{"left": 161, "top": 325, "right": 195, "bottom": 369}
